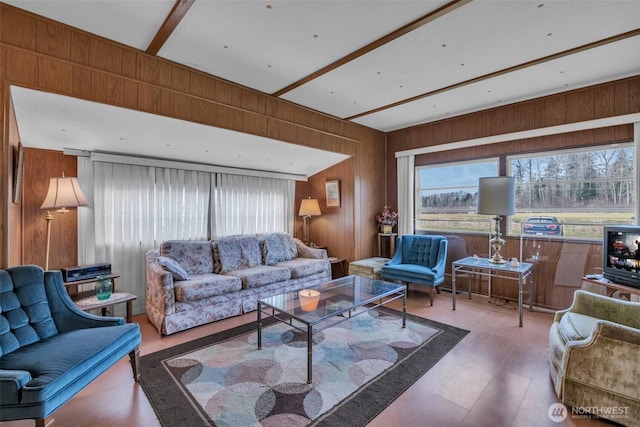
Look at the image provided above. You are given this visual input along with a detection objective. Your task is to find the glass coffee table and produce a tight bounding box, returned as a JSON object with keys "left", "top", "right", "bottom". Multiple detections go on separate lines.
{"left": 257, "top": 275, "right": 406, "bottom": 384}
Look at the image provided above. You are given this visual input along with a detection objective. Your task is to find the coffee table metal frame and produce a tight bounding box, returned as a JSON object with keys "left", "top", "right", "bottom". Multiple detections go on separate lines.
{"left": 257, "top": 275, "right": 406, "bottom": 384}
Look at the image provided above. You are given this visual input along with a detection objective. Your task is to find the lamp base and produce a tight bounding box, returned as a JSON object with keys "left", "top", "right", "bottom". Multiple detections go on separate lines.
{"left": 488, "top": 216, "right": 507, "bottom": 264}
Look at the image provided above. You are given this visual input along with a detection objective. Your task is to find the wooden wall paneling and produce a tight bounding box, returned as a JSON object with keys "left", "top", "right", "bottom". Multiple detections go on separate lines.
{"left": 594, "top": 84, "right": 614, "bottom": 119}
{"left": 565, "top": 87, "right": 594, "bottom": 122}
{"left": 7, "top": 50, "right": 39, "bottom": 86}
{"left": 89, "top": 38, "right": 123, "bottom": 75}
{"left": 36, "top": 21, "right": 71, "bottom": 60}
{"left": 545, "top": 94, "right": 565, "bottom": 126}
{"left": 73, "top": 65, "right": 92, "bottom": 98}
{"left": 91, "top": 71, "right": 126, "bottom": 106}
{"left": 38, "top": 57, "right": 73, "bottom": 94}
{"left": 629, "top": 78, "right": 640, "bottom": 111}
{"left": 513, "top": 101, "right": 535, "bottom": 132}
{"left": 22, "top": 149, "right": 79, "bottom": 270}
{"left": 0, "top": 7, "right": 36, "bottom": 50}
{"left": 70, "top": 32, "right": 90, "bottom": 65}
{"left": 490, "top": 105, "right": 514, "bottom": 135}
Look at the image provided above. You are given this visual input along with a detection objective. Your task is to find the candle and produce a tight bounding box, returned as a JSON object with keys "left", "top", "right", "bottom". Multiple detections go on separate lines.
{"left": 299, "top": 289, "right": 320, "bottom": 312}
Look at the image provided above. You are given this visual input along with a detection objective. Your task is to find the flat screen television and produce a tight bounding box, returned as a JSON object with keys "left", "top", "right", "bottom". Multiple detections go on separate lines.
{"left": 603, "top": 224, "right": 640, "bottom": 289}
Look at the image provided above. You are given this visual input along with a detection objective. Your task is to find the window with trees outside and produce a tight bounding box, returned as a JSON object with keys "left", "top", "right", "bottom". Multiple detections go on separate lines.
{"left": 415, "top": 142, "right": 635, "bottom": 240}
{"left": 508, "top": 143, "right": 635, "bottom": 240}
{"left": 415, "top": 159, "right": 499, "bottom": 234}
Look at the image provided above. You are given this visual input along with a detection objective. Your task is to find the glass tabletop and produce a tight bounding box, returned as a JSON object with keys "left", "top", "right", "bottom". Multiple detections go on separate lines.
{"left": 453, "top": 256, "right": 533, "bottom": 273}
{"left": 258, "top": 275, "right": 404, "bottom": 324}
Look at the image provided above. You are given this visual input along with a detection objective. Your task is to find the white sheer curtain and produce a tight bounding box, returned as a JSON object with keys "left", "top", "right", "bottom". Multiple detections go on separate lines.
{"left": 396, "top": 154, "right": 415, "bottom": 236}
{"left": 78, "top": 159, "right": 210, "bottom": 315}
{"left": 211, "top": 173, "right": 294, "bottom": 237}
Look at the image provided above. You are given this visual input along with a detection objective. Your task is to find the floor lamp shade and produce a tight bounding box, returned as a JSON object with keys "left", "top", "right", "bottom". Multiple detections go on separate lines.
{"left": 41, "top": 177, "right": 89, "bottom": 210}
{"left": 477, "top": 176, "right": 516, "bottom": 216}
{"left": 299, "top": 198, "right": 321, "bottom": 246}
{"left": 40, "top": 176, "right": 89, "bottom": 270}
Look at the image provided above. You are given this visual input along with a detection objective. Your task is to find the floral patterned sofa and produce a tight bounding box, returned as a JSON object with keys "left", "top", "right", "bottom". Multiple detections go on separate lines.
{"left": 145, "top": 233, "right": 331, "bottom": 335}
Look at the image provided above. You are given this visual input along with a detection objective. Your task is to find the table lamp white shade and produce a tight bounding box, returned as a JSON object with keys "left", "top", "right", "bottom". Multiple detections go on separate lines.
{"left": 477, "top": 176, "right": 515, "bottom": 216}
{"left": 40, "top": 176, "right": 89, "bottom": 270}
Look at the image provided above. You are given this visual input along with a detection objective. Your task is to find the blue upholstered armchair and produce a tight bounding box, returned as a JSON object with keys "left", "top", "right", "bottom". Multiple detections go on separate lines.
{"left": 0, "top": 265, "right": 141, "bottom": 427}
{"left": 381, "top": 235, "right": 448, "bottom": 306}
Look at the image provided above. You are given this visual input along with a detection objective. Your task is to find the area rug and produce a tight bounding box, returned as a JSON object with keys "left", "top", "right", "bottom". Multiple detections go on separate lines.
{"left": 140, "top": 308, "right": 469, "bottom": 427}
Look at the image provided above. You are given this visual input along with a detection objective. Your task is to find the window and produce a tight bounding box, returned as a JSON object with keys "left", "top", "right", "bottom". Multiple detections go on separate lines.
{"left": 416, "top": 159, "right": 498, "bottom": 233}
{"left": 508, "top": 143, "right": 635, "bottom": 239}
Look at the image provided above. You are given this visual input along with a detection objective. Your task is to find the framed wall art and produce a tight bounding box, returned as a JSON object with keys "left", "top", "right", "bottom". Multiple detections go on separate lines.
{"left": 325, "top": 179, "right": 340, "bottom": 208}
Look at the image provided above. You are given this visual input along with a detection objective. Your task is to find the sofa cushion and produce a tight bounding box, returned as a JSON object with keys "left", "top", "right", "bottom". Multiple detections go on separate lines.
{"left": 0, "top": 268, "right": 58, "bottom": 357}
{"left": 261, "top": 233, "right": 297, "bottom": 265}
{"left": 381, "top": 264, "right": 438, "bottom": 283}
{"left": 558, "top": 312, "right": 599, "bottom": 343}
{"left": 174, "top": 274, "right": 242, "bottom": 302}
{"left": 226, "top": 266, "right": 291, "bottom": 289}
{"left": 157, "top": 256, "right": 189, "bottom": 281}
{"left": 275, "top": 258, "right": 329, "bottom": 279}
{"left": 160, "top": 241, "right": 214, "bottom": 275}
{"left": 213, "top": 236, "right": 263, "bottom": 273}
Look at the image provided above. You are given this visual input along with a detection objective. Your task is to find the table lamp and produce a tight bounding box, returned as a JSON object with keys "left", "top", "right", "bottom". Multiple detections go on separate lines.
{"left": 477, "top": 176, "right": 515, "bottom": 264}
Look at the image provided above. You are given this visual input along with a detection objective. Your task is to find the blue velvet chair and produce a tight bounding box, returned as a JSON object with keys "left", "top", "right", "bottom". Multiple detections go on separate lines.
{"left": 381, "top": 235, "right": 448, "bottom": 306}
{"left": 0, "top": 265, "right": 141, "bottom": 427}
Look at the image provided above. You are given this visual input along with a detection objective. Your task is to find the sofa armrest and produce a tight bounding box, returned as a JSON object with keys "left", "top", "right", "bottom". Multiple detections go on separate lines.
{"left": 0, "top": 370, "right": 32, "bottom": 405}
{"left": 45, "top": 271, "right": 125, "bottom": 333}
{"left": 433, "top": 238, "right": 448, "bottom": 277}
{"left": 146, "top": 252, "right": 176, "bottom": 316}
{"left": 564, "top": 320, "right": 640, "bottom": 398}
{"left": 385, "top": 237, "right": 404, "bottom": 266}
{"left": 294, "top": 239, "right": 327, "bottom": 259}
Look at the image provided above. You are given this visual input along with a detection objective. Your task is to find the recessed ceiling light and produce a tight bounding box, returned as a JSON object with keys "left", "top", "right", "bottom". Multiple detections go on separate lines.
{"left": 538, "top": 3, "right": 544, "bottom": 8}
{"left": 313, "top": 34, "right": 318, "bottom": 38}
{"left": 267, "top": 65, "right": 272, "bottom": 68}
{"left": 224, "top": 45, "right": 229, "bottom": 49}
{"left": 547, "top": 33, "right": 553, "bottom": 37}
{"left": 441, "top": 43, "right": 447, "bottom": 48}
{"left": 266, "top": 4, "right": 272, "bottom": 9}
{"left": 60, "top": 128, "right": 66, "bottom": 132}
{"left": 560, "top": 70, "right": 564, "bottom": 74}
{"left": 166, "top": 144, "right": 170, "bottom": 147}
{"left": 460, "top": 63, "right": 465, "bottom": 67}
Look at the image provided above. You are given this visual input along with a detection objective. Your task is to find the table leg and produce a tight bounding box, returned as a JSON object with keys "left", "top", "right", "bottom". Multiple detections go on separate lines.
{"left": 126, "top": 300, "right": 132, "bottom": 323}
{"left": 402, "top": 287, "right": 407, "bottom": 328}
{"left": 307, "top": 324, "right": 313, "bottom": 384}
{"left": 257, "top": 302, "right": 262, "bottom": 350}
{"left": 518, "top": 276, "right": 523, "bottom": 327}
{"left": 452, "top": 268, "right": 457, "bottom": 310}
{"left": 529, "top": 272, "right": 534, "bottom": 312}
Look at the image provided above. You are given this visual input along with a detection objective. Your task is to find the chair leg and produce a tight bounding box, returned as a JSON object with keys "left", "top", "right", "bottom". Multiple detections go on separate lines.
{"left": 436, "top": 285, "right": 441, "bottom": 294}
{"left": 36, "top": 416, "right": 55, "bottom": 427}
{"left": 429, "top": 287, "right": 434, "bottom": 306}
{"left": 129, "top": 347, "right": 140, "bottom": 382}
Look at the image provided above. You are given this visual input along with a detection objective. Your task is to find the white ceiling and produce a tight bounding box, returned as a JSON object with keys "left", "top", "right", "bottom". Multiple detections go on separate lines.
{"left": 5, "top": 0, "right": 640, "bottom": 177}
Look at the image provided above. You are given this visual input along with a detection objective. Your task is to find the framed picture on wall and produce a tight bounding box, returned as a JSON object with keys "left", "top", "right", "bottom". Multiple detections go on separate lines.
{"left": 12, "top": 143, "right": 24, "bottom": 204}
{"left": 325, "top": 179, "right": 340, "bottom": 207}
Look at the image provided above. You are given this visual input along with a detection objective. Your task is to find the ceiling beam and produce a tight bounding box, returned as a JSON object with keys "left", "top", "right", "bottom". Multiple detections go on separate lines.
{"left": 271, "top": 0, "right": 472, "bottom": 97}
{"left": 347, "top": 28, "right": 640, "bottom": 121}
{"left": 146, "top": 0, "right": 195, "bottom": 56}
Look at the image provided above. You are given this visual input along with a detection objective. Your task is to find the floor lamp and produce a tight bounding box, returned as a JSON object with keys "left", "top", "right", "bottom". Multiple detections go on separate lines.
{"left": 299, "top": 197, "right": 321, "bottom": 246}
{"left": 477, "top": 176, "right": 516, "bottom": 264}
{"left": 40, "top": 176, "right": 89, "bottom": 270}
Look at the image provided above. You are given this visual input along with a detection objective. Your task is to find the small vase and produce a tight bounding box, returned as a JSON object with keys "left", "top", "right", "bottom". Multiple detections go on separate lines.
{"left": 382, "top": 225, "right": 393, "bottom": 234}
{"left": 95, "top": 275, "right": 113, "bottom": 300}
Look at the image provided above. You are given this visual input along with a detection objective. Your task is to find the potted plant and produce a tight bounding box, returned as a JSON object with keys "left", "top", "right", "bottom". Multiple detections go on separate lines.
{"left": 376, "top": 205, "right": 398, "bottom": 234}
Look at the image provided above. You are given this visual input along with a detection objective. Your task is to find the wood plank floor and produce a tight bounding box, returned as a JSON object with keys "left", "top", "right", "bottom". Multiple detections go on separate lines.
{"left": 0, "top": 290, "right": 617, "bottom": 427}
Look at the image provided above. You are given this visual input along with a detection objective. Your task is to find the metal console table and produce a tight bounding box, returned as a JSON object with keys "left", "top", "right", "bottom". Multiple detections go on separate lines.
{"left": 452, "top": 256, "right": 534, "bottom": 327}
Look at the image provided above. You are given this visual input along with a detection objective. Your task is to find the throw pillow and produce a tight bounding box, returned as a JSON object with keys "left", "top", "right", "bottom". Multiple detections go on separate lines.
{"left": 157, "top": 256, "right": 189, "bottom": 281}
{"left": 261, "top": 232, "right": 297, "bottom": 264}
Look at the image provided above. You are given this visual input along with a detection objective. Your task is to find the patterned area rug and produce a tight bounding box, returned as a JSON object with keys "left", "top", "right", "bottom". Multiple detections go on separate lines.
{"left": 140, "top": 308, "right": 468, "bottom": 427}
